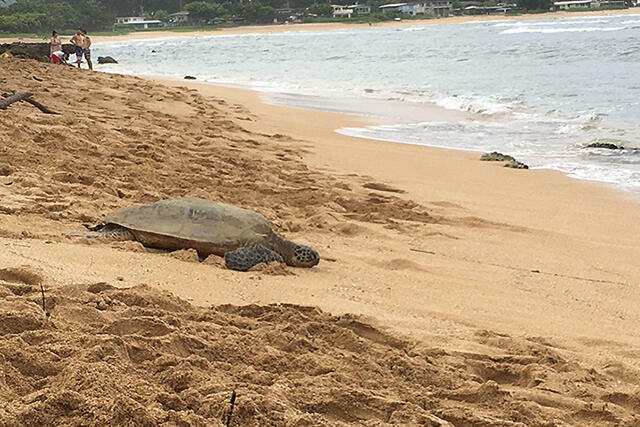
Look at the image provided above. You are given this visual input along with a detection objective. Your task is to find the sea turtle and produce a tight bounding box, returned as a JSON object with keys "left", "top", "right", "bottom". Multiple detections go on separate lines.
{"left": 72, "top": 198, "right": 320, "bottom": 271}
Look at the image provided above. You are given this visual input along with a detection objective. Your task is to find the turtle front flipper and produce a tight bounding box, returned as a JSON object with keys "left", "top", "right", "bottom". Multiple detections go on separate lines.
{"left": 69, "top": 224, "right": 134, "bottom": 240}
{"left": 224, "top": 244, "right": 284, "bottom": 272}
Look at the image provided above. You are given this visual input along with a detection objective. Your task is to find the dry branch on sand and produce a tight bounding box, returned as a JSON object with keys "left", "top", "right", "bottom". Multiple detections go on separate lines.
{"left": 1, "top": 91, "right": 59, "bottom": 114}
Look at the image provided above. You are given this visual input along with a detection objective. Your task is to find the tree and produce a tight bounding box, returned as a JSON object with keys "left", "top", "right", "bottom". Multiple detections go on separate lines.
{"left": 184, "top": 1, "right": 223, "bottom": 24}
{"left": 515, "top": 0, "right": 550, "bottom": 10}
{"left": 241, "top": 2, "right": 276, "bottom": 23}
{"left": 154, "top": 9, "right": 170, "bottom": 21}
{"left": 289, "top": 0, "right": 315, "bottom": 10}
{"left": 307, "top": 2, "right": 332, "bottom": 16}
{"left": 0, "top": 0, "right": 112, "bottom": 33}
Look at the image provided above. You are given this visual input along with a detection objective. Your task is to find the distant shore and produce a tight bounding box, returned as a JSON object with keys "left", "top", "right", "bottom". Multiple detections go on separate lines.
{"left": 1, "top": 8, "right": 638, "bottom": 44}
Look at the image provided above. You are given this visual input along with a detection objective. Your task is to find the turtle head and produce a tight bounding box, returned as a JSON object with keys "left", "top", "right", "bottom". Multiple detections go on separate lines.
{"left": 268, "top": 230, "right": 319, "bottom": 268}
{"left": 290, "top": 244, "right": 320, "bottom": 268}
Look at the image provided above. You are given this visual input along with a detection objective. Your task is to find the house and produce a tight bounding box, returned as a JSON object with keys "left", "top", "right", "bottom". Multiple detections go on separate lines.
{"left": 332, "top": 4, "right": 371, "bottom": 18}
{"left": 593, "top": 0, "right": 626, "bottom": 5}
{"left": 0, "top": 0, "right": 16, "bottom": 7}
{"left": 414, "top": 0, "right": 453, "bottom": 16}
{"left": 332, "top": 5, "right": 354, "bottom": 18}
{"left": 115, "top": 17, "right": 165, "bottom": 29}
{"left": 379, "top": 3, "right": 416, "bottom": 14}
{"left": 552, "top": 0, "right": 592, "bottom": 9}
{"left": 380, "top": 1, "right": 452, "bottom": 16}
{"left": 169, "top": 11, "right": 191, "bottom": 26}
{"left": 348, "top": 4, "right": 371, "bottom": 14}
{"left": 463, "top": 4, "right": 510, "bottom": 13}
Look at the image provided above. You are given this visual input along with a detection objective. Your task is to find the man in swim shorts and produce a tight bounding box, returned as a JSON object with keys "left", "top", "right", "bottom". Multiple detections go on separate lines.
{"left": 81, "top": 29, "right": 93, "bottom": 71}
{"left": 69, "top": 28, "right": 85, "bottom": 68}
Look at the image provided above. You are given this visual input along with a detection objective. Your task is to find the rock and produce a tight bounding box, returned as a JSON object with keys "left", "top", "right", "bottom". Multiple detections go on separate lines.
{"left": 504, "top": 160, "right": 529, "bottom": 169}
{"left": 0, "top": 42, "right": 74, "bottom": 62}
{"left": 97, "top": 56, "right": 118, "bottom": 64}
{"left": 481, "top": 152, "right": 528, "bottom": 169}
{"left": 480, "top": 152, "right": 516, "bottom": 162}
{"left": 584, "top": 142, "right": 623, "bottom": 150}
{"left": 184, "top": 75, "right": 196, "bottom": 80}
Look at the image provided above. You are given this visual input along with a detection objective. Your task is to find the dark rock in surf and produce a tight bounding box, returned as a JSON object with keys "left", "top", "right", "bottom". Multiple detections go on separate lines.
{"left": 504, "top": 160, "right": 529, "bottom": 169}
{"left": 97, "top": 56, "right": 118, "bottom": 64}
{"left": 584, "top": 142, "right": 623, "bottom": 150}
{"left": 480, "top": 152, "right": 516, "bottom": 162}
{"left": 184, "top": 76, "right": 196, "bottom": 80}
{"left": 481, "top": 152, "right": 528, "bottom": 169}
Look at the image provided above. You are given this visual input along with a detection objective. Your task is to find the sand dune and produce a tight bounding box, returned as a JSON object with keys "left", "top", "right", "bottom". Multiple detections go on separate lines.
{"left": 1, "top": 58, "right": 640, "bottom": 425}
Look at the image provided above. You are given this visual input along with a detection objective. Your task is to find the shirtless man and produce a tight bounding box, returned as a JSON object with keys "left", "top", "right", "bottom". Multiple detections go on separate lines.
{"left": 69, "top": 28, "right": 85, "bottom": 68}
{"left": 81, "top": 29, "right": 93, "bottom": 71}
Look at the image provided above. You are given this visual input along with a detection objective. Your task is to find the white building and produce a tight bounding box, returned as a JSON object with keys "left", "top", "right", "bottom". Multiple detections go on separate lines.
{"left": 169, "top": 11, "right": 191, "bottom": 25}
{"left": 332, "top": 5, "right": 353, "bottom": 18}
{"left": 115, "top": 17, "right": 165, "bottom": 29}
{"left": 551, "top": 0, "right": 626, "bottom": 8}
{"left": 0, "top": 0, "right": 17, "bottom": 6}
{"left": 348, "top": 4, "right": 371, "bottom": 14}
{"left": 332, "top": 3, "right": 372, "bottom": 18}
{"left": 379, "top": 2, "right": 414, "bottom": 14}
{"left": 380, "top": 1, "right": 452, "bottom": 16}
{"left": 414, "top": 0, "right": 453, "bottom": 16}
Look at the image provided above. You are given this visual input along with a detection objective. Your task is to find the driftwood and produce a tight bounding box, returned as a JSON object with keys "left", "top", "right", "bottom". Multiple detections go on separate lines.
{"left": 0, "top": 91, "right": 59, "bottom": 114}
{"left": 0, "top": 92, "right": 32, "bottom": 110}
{"left": 22, "top": 97, "right": 59, "bottom": 114}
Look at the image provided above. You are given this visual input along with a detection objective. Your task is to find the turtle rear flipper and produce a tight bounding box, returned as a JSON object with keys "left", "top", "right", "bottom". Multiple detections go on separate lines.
{"left": 69, "top": 224, "right": 134, "bottom": 240}
{"left": 225, "top": 245, "right": 284, "bottom": 271}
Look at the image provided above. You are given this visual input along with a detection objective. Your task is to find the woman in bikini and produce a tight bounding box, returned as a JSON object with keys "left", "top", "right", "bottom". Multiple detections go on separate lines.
{"left": 50, "top": 31, "right": 62, "bottom": 63}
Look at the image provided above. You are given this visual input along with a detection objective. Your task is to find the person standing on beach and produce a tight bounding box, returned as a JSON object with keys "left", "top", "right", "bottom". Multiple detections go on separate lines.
{"left": 50, "top": 31, "right": 62, "bottom": 62}
{"left": 81, "top": 29, "right": 93, "bottom": 71}
{"left": 69, "top": 28, "right": 85, "bottom": 68}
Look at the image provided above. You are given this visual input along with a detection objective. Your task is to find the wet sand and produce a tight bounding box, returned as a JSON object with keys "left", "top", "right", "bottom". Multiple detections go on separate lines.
{"left": 1, "top": 58, "right": 640, "bottom": 425}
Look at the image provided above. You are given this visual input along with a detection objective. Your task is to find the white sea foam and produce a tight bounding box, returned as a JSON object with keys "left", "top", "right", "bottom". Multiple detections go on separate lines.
{"left": 435, "top": 96, "right": 513, "bottom": 115}
{"left": 493, "top": 19, "right": 610, "bottom": 27}
{"left": 501, "top": 26, "right": 626, "bottom": 34}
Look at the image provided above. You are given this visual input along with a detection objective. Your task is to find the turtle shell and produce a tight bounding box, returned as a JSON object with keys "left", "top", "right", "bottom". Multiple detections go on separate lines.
{"left": 104, "top": 198, "right": 272, "bottom": 254}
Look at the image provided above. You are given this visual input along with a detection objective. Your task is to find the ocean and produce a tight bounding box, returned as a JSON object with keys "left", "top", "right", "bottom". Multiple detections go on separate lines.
{"left": 95, "top": 14, "right": 640, "bottom": 193}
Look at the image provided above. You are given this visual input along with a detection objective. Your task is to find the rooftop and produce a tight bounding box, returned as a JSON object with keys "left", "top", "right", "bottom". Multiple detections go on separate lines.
{"left": 118, "top": 19, "right": 164, "bottom": 25}
{"left": 379, "top": 3, "right": 409, "bottom": 8}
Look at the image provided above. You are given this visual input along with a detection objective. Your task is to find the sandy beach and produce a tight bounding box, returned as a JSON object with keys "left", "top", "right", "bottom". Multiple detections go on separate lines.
{"left": 1, "top": 8, "right": 638, "bottom": 44}
{"left": 1, "top": 56, "right": 640, "bottom": 425}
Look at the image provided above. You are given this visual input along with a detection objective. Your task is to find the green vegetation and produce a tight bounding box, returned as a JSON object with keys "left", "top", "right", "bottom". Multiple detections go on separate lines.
{"left": 184, "top": 1, "right": 224, "bottom": 24}
{"left": 307, "top": 2, "right": 333, "bottom": 16}
{"left": 515, "top": 0, "right": 551, "bottom": 12}
{"left": 0, "top": 0, "right": 630, "bottom": 36}
{"left": 0, "top": 0, "right": 110, "bottom": 34}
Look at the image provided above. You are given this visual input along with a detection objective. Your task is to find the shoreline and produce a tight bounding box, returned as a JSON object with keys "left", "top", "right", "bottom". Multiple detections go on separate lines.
{"left": 147, "top": 75, "right": 640, "bottom": 200}
{"left": 160, "top": 77, "right": 640, "bottom": 207}
{"left": 1, "top": 8, "right": 638, "bottom": 43}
